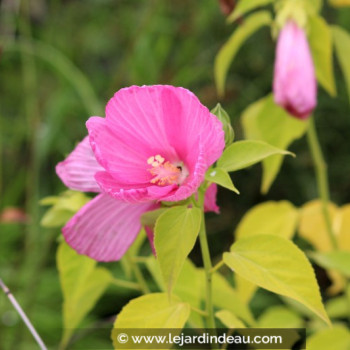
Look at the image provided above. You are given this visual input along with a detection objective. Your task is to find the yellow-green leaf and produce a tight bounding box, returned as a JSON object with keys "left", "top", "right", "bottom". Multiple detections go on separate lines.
{"left": 298, "top": 200, "right": 346, "bottom": 293}
{"left": 332, "top": 25, "right": 350, "bottom": 104}
{"left": 40, "top": 191, "right": 90, "bottom": 227}
{"left": 242, "top": 95, "right": 308, "bottom": 193}
{"left": 298, "top": 200, "right": 338, "bottom": 252}
{"left": 257, "top": 305, "right": 303, "bottom": 328}
{"left": 216, "top": 310, "right": 246, "bottom": 328}
{"left": 227, "top": 0, "right": 275, "bottom": 22}
{"left": 217, "top": 140, "right": 293, "bottom": 173}
{"left": 236, "top": 201, "right": 298, "bottom": 240}
{"left": 307, "top": 326, "right": 350, "bottom": 350}
{"left": 57, "top": 242, "right": 112, "bottom": 346}
{"left": 309, "top": 15, "right": 336, "bottom": 96}
{"left": 309, "top": 251, "right": 350, "bottom": 277}
{"left": 329, "top": 0, "right": 350, "bottom": 7}
{"left": 338, "top": 204, "right": 350, "bottom": 251}
{"left": 325, "top": 295, "right": 350, "bottom": 318}
{"left": 223, "top": 235, "right": 330, "bottom": 325}
{"left": 215, "top": 11, "right": 272, "bottom": 96}
{"left": 305, "top": 0, "right": 324, "bottom": 13}
{"left": 140, "top": 208, "right": 168, "bottom": 227}
{"left": 154, "top": 206, "right": 201, "bottom": 295}
{"left": 205, "top": 168, "right": 239, "bottom": 194}
{"left": 112, "top": 293, "right": 190, "bottom": 329}
{"left": 145, "top": 257, "right": 205, "bottom": 328}
{"left": 212, "top": 273, "right": 255, "bottom": 326}
{"left": 235, "top": 275, "right": 257, "bottom": 304}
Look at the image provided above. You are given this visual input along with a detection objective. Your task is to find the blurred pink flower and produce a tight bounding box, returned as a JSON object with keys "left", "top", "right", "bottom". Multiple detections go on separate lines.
{"left": 204, "top": 183, "right": 220, "bottom": 214}
{"left": 56, "top": 85, "right": 224, "bottom": 261}
{"left": 273, "top": 21, "right": 317, "bottom": 119}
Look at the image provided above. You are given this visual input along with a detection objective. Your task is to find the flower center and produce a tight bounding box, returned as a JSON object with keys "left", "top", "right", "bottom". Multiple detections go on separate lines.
{"left": 147, "top": 154, "right": 188, "bottom": 186}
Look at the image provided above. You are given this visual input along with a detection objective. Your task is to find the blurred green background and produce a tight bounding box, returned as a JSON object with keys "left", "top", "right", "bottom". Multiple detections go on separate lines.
{"left": 1, "top": 0, "right": 350, "bottom": 349}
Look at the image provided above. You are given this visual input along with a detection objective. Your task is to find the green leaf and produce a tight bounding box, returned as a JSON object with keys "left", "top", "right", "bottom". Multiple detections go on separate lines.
{"left": 326, "top": 295, "right": 350, "bottom": 318}
{"left": 145, "top": 257, "right": 205, "bottom": 328}
{"left": 329, "top": 0, "right": 350, "bottom": 7}
{"left": 140, "top": 208, "right": 168, "bottom": 227}
{"left": 145, "top": 255, "right": 166, "bottom": 290}
{"left": 307, "top": 326, "right": 350, "bottom": 350}
{"left": 217, "top": 140, "right": 293, "bottom": 173}
{"left": 236, "top": 201, "right": 299, "bottom": 240}
{"left": 147, "top": 258, "right": 255, "bottom": 327}
{"left": 127, "top": 228, "right": 147, "bottom": 257}
{"left": 173, "top": 260, "right": 205, "bottom": 328}
{"left": 223, "top": 235, "right": 330, "bottom": 325}
{"left": 154, "top": 206, "right": 201, "bottom": 295}
{"left": 235, "top": 274, "right": 257, "bottom": 304}
{"left": 205, "top": 168, "right": 239, "bottom": 194}
{"left": 309, "top": 15, "right": 336, "bottom": 96}
{"left": 305, "top": 0, "right": 324, "bottom": 13}
{"left": 257, "top": 305, "right": 303, "bottom": 328}
{"left": 40, "top": 191, "right": 90, "bottom": 227}
{"left": 298, "top": 200, "right": 339, "bottom": 252}
{"left": 57, "top": 242, "right": 112, "bottom": 346}
{"left": 332, "top": 25, "right": 350, "bottom": 104}
{"left": 215, "top": 11, "right": 272, "bottom": 97}
{"left": 216, "top": 310, "right": 246, "bottom": 328}
{"left": 227, "top": 0, "right": 275, "bottom": 22}
{"left": 112, "top": 293, "right": 190, "bottom": 329}
{"left": 212, "top": 273, "right": 255, "bottom": 326}
{"left": 309, "top": 251, "right": 350, "bottom": 277}
{"left": 242, "top": 94, "right": 308, "bottom": 193}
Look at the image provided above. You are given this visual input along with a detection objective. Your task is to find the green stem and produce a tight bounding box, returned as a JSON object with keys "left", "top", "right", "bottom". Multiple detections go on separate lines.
{"left": 132, "top": 256, "right": 149, "bottom": 264}
{"left": 110, "top": 278, "right": 141, "bottom": 291}
{"left": 198, "top": 210, "right": 216, "bottom": 330}
{"left": 191, "top": 306, "right": 209, "bottom": 317}
{"left": 125, "top": 253, "right": 150, "bottom": 294}
{"left": 210, "top": 260, "right": 224, "bottom": 274}
{"left": 306, "top": 117, "right": 338, "bottom": 250}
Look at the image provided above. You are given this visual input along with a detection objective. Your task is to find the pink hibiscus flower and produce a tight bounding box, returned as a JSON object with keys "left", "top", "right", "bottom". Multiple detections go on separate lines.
{"left": 56, "top": 85, "right": 225, "bottom": 261}
{"left": 273, "top": 20, "right": 317, "bottom": 119}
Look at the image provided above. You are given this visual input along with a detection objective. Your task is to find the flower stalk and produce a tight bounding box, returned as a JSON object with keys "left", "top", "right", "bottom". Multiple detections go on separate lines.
{"left": 196, "top": 190, "right": 216, "bottom": 331}
{"left": 198, "top": 216, "right": 216, "bottom": 330}
{"left": 210, "top": 260, "right": 225, "bottom": 275}
{"left": 306, "top": 117, "right": 338, "bottom": 250}
{"left": 125, "top": 253, "right": 150, "bottom": 294}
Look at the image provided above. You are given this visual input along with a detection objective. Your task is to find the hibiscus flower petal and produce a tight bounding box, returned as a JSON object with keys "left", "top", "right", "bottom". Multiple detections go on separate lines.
{"left": 62, "top": 193, "right": 158, "bottom": 261}
{"left": 204, "top": 183, "right": 220, "bottom": 214}
{"left": 94, "top": 171, "right": 176, "bottom": 203}
{"left": 160, "top": 86, "right": 225, "bottom": 167}
{"left": 56, "top": 136, "right": 103, "bottom": 192}
{"left": 87, "top": 117, "right": 152, "bottom": 185}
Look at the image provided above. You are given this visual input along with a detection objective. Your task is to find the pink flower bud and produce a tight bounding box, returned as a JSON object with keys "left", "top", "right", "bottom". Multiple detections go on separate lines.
{"left": 273, "top": 21, "right": 317, "bottom": 119}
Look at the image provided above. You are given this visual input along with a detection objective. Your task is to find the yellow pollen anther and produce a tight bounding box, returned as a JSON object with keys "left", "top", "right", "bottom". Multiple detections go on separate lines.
{"left": 147, "top": 156, "right": 155, "bottom": 165}
{"left": 155, "top": 155, "right": 165, "bottom": 163}
{"left": 147, "top": 155, "right": 182, "bottom": 186}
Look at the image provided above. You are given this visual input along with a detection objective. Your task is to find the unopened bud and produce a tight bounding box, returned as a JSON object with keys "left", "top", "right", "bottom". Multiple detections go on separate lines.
{"left": 211, "top": 103, "right": 234, "bottom": 146}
